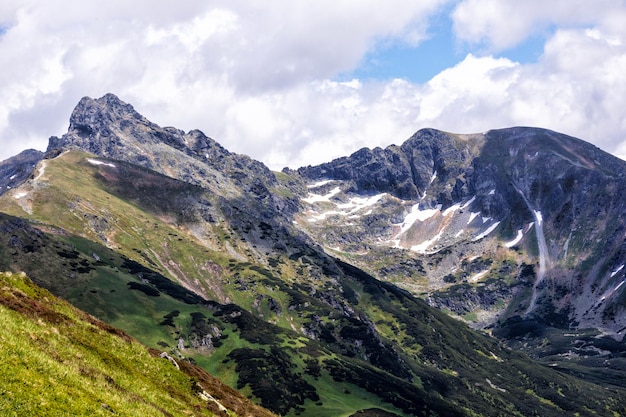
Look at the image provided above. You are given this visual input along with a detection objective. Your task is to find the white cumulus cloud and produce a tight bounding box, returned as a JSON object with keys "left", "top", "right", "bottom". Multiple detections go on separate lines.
{"left": 0, "top": 0, "right": 625, "bottom": 169}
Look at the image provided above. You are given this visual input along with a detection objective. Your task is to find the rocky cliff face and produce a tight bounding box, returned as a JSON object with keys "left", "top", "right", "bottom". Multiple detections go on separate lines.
{"left": 295, "top": 127, "right": 626, "bottom": 341}
{"left": 296, "top": 128, "right": 480, "bottom": 203}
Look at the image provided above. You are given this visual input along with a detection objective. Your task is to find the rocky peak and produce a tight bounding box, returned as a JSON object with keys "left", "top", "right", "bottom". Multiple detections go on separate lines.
{"left": 297, "top": 128, "right": 482, "bottom": 205}
{"left": 47, "top": 93, "right": 164, "bottom": 162}
{"left": 70, "top": 93, "right": 147, "bottom": 133}
{"left": 46, "top": 94, "right": 281, "bottom": 193}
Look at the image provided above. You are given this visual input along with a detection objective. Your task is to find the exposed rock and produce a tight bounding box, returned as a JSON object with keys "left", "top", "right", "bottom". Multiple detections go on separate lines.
{"left": 0, "top": 149, "right": 44, "bottom": 196}
{"left": 159, "top": 351, "right": 180, "bottom": 370}
{"left": 1, "top": 94, "right": 625, "bottom": 416}
{"left": 46, "top": 94, "right": 299, "bottom": 216}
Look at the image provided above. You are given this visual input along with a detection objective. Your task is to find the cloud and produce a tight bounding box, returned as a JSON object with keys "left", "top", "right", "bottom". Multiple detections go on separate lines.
{"left": 414, "top": 26, "right": 626, "bottom": 158}
{"left": 0, "top": 1, "right": 625, "bottom": 171}
{"left": 451, "top": 0, "right": 624, "bottom": 51}
{"left": 0, "top": 0, "right": 447, "bottom": 165}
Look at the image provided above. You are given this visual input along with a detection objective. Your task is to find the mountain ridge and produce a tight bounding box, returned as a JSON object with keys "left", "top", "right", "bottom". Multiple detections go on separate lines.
{"left": 1, "top": 93, "right": 626, "bottom": 416}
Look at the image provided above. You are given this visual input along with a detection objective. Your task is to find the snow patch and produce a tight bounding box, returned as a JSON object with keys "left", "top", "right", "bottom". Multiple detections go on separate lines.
{"left": 308, "top": 210, "right": 342, "bottom": 221}
{"left": 429, "top": 171, "right": 437, "bottom": 185}
{"left": 472, "top": 222, "right": 501, "bottom": 242}
{"left": 504, "top": 229, "right": 524, "bottom": 248}
{"left": 307, "top": 179, "right": 334, "bottom": 189}
{"left": 396, "top": 204, "right": 440, "bottom": 237}
{"left": 443, "top": 202, "right": 461, "bottom": 217}
{"left": 488, "top": 189, "right": 495, "bottom": 195}
{"left": 611, "top": 265, "right": 624, "bottom": 277}
{"left": 9, "top": 174, "right": 16, "bottom": 180}
{"left": 599, "top": 279, "right": 626, "bottom": 303}
{"left": 14, "top": 191, "right": 27, "bottom": 199}
{"left": 410, "top": 231, "right": 443, "bottom": 254}
{"left": 306, "top": 192, "right": 385, "bottom": 222}
{"left": 336, "top": 193, "right": 385, "bottom": 213}
{"left": 303, "top": 186, "right": 341, "bottom": 203}
{"left": 525, "top": 208, "right": 550, "bottom": 315}
{"left": 461, "top": 196, "right": 476, "bottom": 209}
{"left": 87, "top": 158, "right": 117, "bottom": 168}
{"left": 468, "top": 212, "right": 480, "bottom": 225}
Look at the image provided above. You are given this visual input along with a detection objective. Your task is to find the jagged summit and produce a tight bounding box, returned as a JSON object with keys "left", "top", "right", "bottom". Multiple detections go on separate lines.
{"left": 297, "top": 128, "right": 480, "bottom": 202}
{"left": 45, "top": 94, "right": 292, "bottom": 212}
{"left": 48, "top": 93, "right": 229, "bottom": 172}
{"left": 298, "top": 126, "right": 625, "bottom": 205}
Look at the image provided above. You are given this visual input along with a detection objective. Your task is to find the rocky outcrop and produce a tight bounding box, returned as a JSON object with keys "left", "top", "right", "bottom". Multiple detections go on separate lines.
{"left": 41, "top": 95, "right": 309, "bottom": 284}
{"left": 0, "top": 149, "right": 44, "bottom": 196}
{"left": 297, "top": 128, "right": 480, "bottom": 205}
{"left": 49, "top": 95, "right": 257, "bottom": 184}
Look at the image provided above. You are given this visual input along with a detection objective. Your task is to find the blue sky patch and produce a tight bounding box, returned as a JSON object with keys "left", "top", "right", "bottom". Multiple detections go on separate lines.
{"left": 337, "top": 13, "right": 548, "bottom": 84}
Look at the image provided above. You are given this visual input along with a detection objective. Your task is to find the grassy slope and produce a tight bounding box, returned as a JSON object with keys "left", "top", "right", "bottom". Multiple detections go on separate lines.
{"left": 0, "top": 211, "right": 409, "bottom": 417}
{"left": 0, "top": 271, "right": 276, "bottom": 417}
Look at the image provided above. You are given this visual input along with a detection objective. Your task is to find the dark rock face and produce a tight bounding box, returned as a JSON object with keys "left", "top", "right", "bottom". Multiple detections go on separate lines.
{"left": 0, "top": 149, "right": 44, "bottom": 196}
{"left": 297, "top": 129, "right": 479, "bottom": 204}
{"left": 297, "top": 126, "right": 626, "bottom": 340}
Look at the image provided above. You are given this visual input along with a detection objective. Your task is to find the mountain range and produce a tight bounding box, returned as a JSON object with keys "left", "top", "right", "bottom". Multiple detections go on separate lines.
{"left": 1, "top": 93, "right": 625, "bottom": 416}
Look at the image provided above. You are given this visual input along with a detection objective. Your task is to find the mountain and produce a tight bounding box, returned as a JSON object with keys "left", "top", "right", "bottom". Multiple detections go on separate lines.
{"left": 294, "top": 127, "right": 626, "bottom": 362}
{"left": 0, "top": 93, "right": 625, "bottom": 416}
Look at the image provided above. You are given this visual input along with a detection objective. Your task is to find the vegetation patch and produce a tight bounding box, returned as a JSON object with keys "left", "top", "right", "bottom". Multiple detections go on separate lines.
{"left": 121, "top": 257, "right": 203, "bottom": 304}
{"left": 228, "top": 346, "right": 319, "bottom": 415}
{"left": 127, "top": 281, "right": 160, "bottom": 297}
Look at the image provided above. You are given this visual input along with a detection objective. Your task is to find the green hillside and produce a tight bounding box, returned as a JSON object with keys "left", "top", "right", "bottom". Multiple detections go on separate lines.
{"left": 0, "top": 271, "right": 276, "bottom": 417}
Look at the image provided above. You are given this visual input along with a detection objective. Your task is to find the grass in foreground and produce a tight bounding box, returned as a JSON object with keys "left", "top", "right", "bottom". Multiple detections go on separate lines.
{"left": 0, "top": 271, "right": 275, "bottom": 417}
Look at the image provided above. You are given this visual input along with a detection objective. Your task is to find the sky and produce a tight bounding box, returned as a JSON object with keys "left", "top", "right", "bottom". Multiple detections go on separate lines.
{"left": 1, "top": 0, "right": 626, "bottom": 170}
